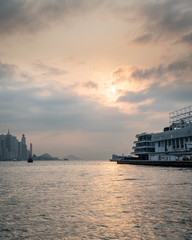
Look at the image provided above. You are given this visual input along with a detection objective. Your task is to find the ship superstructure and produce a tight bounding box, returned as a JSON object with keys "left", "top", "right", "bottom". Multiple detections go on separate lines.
{"left": 131, "top": 133, "right": 155, "bottom": 160}
{"left": 111, "top": 105, "right": 192, "bottom": 165}
{"left": 149, "top": 105, "right": 192, "bottom": 161}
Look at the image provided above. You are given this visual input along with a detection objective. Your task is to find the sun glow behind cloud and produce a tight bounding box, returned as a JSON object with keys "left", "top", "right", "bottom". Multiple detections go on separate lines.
{"left": 111, "top": 87, "right": 116, "bottom": 94}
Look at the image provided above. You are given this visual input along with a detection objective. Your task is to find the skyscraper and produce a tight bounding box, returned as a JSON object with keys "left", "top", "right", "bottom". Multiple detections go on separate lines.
{"left": 30, "top": 143, "right": 32, "bottom": 155}
{"left": 21, "top": 134, "right": 26, "bottom": 145}
{"left": 5, "top": 130, "right": 12, "bottom": 159}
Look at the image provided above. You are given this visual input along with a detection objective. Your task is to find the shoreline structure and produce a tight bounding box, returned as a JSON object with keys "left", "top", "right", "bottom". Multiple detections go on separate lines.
{"left": 111, "top": 105, "right": 192, "bottom": 167}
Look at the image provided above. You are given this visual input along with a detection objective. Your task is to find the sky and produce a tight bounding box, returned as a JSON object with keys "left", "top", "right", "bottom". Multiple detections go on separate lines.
{"left": 0, "top": 0, "right": 192, "bottom": 159}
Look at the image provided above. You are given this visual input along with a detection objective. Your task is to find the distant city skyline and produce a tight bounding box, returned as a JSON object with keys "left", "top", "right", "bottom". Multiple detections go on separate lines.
{"left": 0, "top": 130, "right": 32, "bottom": 161}
{"left": 0, "top": 0, "right": 192, "bottom": 159}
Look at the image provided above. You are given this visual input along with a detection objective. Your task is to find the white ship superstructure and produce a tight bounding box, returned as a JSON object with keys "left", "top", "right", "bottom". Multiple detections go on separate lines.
{"left": 131, "top": 133, "right": 155, "bottom": 160}
{"left": 149, "top": 105, "right": 192, "bottom": 161}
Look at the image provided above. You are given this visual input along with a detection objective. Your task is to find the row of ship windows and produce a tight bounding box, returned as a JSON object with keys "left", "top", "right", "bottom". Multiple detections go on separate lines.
{"left": 134, "top": 148, "right": 155, "bottom": 153}
{"left": 136, "top": 142, "right": 155, "bottom": 147}
{"left": 138, "top": 136, "right": 152, "bottom": 141}
{"left": 158, "top": 136, "right": 192, "bottom": 147}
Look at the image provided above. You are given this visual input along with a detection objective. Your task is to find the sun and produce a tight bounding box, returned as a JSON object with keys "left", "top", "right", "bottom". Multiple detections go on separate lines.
{"left": 111, "top": 87, "right": 116, "bottom": 94}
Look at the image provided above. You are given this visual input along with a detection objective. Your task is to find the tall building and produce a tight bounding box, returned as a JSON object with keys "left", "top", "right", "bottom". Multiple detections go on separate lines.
{"left": 5, "top": 130, "right": 12, "bottom": 159}
{"left": 21, "top": 134, "right": 26, "bottom": 145}
{"left": 30, "top": 143, "right": 33, "bottom": 155}
{"left": 12, "top": 136, "right": 19, "bottom": 159}
{"left": 21, "top": 134, "right": 28, "bottom": 160}
{"left": 0, "top": 134, "right": 6, "bottom": 160}
{"left": 18, "top": 142, "right": 22, "bottom": 160}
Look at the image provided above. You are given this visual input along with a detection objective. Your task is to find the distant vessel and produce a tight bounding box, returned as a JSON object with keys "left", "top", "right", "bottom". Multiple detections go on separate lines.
{"left": 27, "top": 154, "right": 33, "bottom": 163}
{"left": 64, "top": 158, "right": 69, "bottom": 161}
{"left": 110, "top": 154, "right": 124, "bottom": 161}
{"left": 110, "top": 154, "right": 138, "bottom": 161}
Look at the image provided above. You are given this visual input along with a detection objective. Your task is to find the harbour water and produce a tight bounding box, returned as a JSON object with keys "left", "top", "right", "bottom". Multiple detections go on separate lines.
{"left": 0, "top": 160, "right": 192, "bottom": 240}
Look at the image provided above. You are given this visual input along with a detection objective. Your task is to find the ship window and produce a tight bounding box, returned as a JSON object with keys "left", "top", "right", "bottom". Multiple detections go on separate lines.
{"left": 176, "top": 139, "right": 179, "bottom": 148}
{"left": 180, "top": 138, "right": 184, "bottom": 148}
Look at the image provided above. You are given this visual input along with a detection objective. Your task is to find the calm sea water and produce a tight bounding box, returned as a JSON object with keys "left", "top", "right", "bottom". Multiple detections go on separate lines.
{"left": 0, "top": 160, "right": 192, "bottom": 240}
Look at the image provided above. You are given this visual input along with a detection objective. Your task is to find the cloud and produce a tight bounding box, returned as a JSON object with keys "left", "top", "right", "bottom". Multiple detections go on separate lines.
{"left": 84, "top": 81, "right": 98, "bottom": 89}
{"left": 0, "top": 60, "right": 36, "bottom": 89}
{"left": 138, "top": 82, "right": 192, "bottom": 113}
{"left": 112, "top": 65, "right": 161, "bottom": 93}
{"left": 130, "top": 58, "right": 192, "bottom": 82}
{"left": 113, "top": 56, "right": 192, "bottom": 89}
{"left": 0, "top": 61, "right": 17, "bottom": 84}
{"left": 118, "top": 89, "right": 148, "bottom": 104}
{"left": 0, "top": 59, "right": 134, "bottom": 134}
{"left": 167, "top": 58, "right": 192, "bottom": 76}
{"left": 179, "top": 32, "right": 192, "bottom": 45}
{"left": 34, "top": 62, "right": 67, "bottom": 76}
{"left": 0, "top": 0, "right": 103, "bottom": 35}
{"left": 141, "top": 0, "right": 192, "bottom": 36}
{"left": 0, "top": 86, "right": 137, "bottom": 134}
{"left": 113, "top": 0, "right": 192, "bottom": 44}
{"left": 117, "top": 56, "right": 192, "bottom": 112}
{"left": 113, "top": 54, "right": 192, "bottom": 117}
{"left": 131, "top": 66, "right": 164, "bottom": 80}
{"left": 133, "top": 33, "right": 152, "bottom": 44}
{"left": 118, "top": 80, "right": 192, "bottom": 116}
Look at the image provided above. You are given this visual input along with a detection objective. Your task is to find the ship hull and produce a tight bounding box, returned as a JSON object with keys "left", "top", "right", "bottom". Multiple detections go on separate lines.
{"left": 117, "top": 160, "right": 192, "bottom": 168}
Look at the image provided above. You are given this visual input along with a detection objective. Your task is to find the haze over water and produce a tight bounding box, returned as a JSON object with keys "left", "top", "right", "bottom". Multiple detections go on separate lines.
{"left": 0, "top": 160, "right": 192, "bottom": 239}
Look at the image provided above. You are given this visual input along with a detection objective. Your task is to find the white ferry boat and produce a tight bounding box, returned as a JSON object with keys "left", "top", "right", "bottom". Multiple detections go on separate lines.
{"left": 113, "top": 105, "right": 192, "bottom": 167}
{"left": 149, "top": 105, "right": 192, "bottom": 161}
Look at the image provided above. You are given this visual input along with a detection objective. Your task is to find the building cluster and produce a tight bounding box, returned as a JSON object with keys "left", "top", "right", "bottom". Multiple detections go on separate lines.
{"left": 0, "top": 130, "right": 32, "bottom": 161}
{"left": 132, "top": 105, "right": 192, "bottom": 161}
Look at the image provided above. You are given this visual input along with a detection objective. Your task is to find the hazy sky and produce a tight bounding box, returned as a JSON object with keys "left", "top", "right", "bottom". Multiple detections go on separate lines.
{"left": 0, "top": 0, "right": 192, "bottom": 159}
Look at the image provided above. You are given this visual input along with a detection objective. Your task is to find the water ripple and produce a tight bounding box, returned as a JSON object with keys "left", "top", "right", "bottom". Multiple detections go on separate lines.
{"left": 0, "top": 160, "right": 192, "bottom": 240}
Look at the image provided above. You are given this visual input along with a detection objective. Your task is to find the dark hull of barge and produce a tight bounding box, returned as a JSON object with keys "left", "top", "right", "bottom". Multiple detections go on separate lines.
{"left": 117, "top": 160, "right": 192, "bottom": 168}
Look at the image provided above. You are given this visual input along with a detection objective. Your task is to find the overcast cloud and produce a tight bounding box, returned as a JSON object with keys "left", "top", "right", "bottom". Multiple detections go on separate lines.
{"left": 0, "top": 0, "right": 105, "bottom": 35}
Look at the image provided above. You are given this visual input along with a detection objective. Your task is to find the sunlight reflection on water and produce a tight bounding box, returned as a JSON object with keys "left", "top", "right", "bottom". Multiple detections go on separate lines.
{"left": 0, "top": 160, "right": 192, "bottom": 239}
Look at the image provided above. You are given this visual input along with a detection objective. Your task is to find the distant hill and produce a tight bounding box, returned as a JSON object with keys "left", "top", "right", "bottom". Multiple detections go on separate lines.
{"left": 64, "top": 154, "right": 81, "bottom": 160}
{"left": 35, "top": 153, "right": 59, "bottom": 160}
